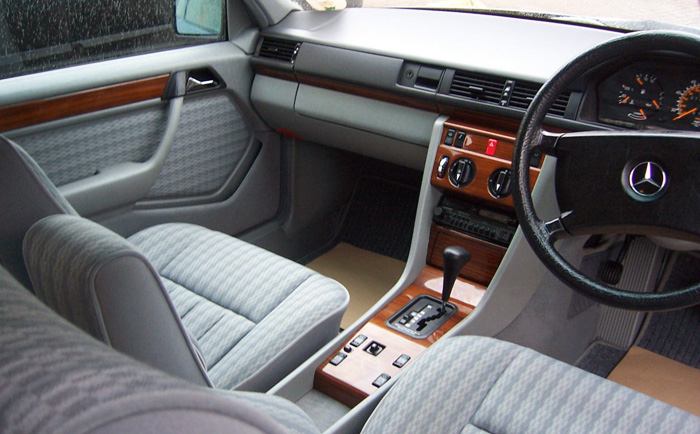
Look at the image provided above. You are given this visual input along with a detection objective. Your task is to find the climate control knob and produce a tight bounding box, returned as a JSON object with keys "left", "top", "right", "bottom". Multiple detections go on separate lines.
{"left": 488, "top": 168, "right": 513, "bottom": 199}
{"left": 448, "top": 158, "right": 475, "bottom": 187}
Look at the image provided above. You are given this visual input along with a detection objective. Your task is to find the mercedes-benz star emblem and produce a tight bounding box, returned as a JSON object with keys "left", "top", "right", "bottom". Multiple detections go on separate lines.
{"left": 628, "top": 161, "right": 667, "bottom": 199}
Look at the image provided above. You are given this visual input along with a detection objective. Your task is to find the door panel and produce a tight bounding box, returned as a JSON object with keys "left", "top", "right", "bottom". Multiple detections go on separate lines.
{"left": 145, "top": 92, "right": 252, "bottom": 200}
{"left": 1, "top": 42, "right": 280, "bottom": 238}
{"left": 13, "top": 100, "right": 169, "bottom": 187}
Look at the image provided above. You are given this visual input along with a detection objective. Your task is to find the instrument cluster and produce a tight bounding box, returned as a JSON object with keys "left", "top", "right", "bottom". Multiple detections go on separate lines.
{"left": 597, "top": 62, "right": 700, "bottom": 131}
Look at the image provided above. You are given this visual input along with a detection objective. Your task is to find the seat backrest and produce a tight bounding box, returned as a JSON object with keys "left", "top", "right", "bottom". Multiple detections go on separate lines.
{"left": 23, "top": 213, "right": 211, "bottom": 387}
{"left": 0, "top": 136, "right": 77, "bottom": 289}
{"left": 0, "top": 265, "right": 312, "bottom": 434}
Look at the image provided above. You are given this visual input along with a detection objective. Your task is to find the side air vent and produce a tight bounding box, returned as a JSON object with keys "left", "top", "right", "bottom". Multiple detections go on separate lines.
{"left": 257, "top": 38, "right": 301, "bottom": 63}
{"left": 449, "top": 71, "right": 506, "bottom": 104}
{"left": 449, "top": 71, "right": 571, "bottom": 117}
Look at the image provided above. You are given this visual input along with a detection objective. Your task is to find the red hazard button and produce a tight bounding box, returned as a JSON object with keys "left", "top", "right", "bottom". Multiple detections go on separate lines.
{"left": 486, "top": 139, "right": 498, "bottom": 156}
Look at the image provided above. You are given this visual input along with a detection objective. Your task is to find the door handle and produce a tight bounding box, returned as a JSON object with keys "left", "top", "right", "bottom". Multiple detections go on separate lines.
{"left": 186, "top": 76, "right": 218, "bottom": 93}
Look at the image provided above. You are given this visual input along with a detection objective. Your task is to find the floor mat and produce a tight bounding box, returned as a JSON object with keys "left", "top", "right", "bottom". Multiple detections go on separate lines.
{"left": 340, "top": 170, "right": 420, "bottom": 261}
{"left": 608, "top": 346, "right": 700, "bottom": 416}
{"left": 575, "top": 340, "right": 627, "bottom": 378}
{"left": 638, "top": 253, "right": 700, "bottom": 369}
{"left": 306, "top": 243, "right": 405, "bottom": 329}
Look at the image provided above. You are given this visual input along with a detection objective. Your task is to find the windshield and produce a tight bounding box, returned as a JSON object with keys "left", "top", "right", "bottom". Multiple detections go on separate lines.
{"left": 295, "top": 0, "right": 700, "bottom": 31}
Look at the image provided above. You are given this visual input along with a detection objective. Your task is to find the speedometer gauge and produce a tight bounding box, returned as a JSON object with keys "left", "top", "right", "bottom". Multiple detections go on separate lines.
{"left": 673, "top": 81, "right": 700, "bottom": 128}
{"left": 617, "top": 73, "right": 662, "bottom": 121}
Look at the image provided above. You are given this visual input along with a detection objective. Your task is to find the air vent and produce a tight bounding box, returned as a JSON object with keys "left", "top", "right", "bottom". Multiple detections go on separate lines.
{"left": 449, "top": 71, "right": 506, "bottom": 104}
{"left": 257, "top": 38, "right": 301, "bottom": 64}
{"left": 510, "top": 81, "right": 571, "bottom": 117}
{"left": 449, "top": 71, "right": 571, "bottom": 117}
{"left": 550, "top": 92, "right": 571, "bottom": 117}
{"left": 508, "top": 81, "right": 541, "bottom": 110}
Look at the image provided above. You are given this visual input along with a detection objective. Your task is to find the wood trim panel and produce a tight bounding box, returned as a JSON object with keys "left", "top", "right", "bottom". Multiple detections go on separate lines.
{"left": 0, "top": 75, "right": 170, "bottom": 133}
{"left": 431, "top": 144, "right": 540, "bottom": 209}
{"left": 296, "top": 73, "right": 438, "bottom": 112}
{"left": 430, "top": 119, "right": 541, "bottom": 210}
{"left": 427, "top": 225, "right": 507, "bottom": 286}
{"left": 256, "top": 69, "right": 439, "bottom": 113}
{"left": 314, "top": 266, "right": 485, "bottom": 407}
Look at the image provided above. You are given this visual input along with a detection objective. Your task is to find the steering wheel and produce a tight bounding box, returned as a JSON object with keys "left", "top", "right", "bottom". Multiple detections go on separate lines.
{"left": 512, "top": 31, "right": 700, "bottom": 311}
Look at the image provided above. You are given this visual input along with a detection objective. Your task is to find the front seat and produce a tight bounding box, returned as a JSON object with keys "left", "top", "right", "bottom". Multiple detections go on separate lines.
{"left": 3, "top": 263, "right": 699, "bottom": 433}
{"left": 2, "top": 135, "right": 348, "bottom": 392}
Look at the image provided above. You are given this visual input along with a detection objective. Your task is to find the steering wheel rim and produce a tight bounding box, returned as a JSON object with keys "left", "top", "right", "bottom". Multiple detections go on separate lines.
{"left": 512, "top": 31, "right": 700, "bottom": 311}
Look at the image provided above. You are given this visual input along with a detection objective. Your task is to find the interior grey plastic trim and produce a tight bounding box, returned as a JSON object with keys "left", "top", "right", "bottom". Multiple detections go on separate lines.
{"left": 294, "top": 84, "right": 437, "bottom": 146}
{"left": 59, "top": 97, "right": 183, "bottom": 216}
{"left": 251, "top": 75, "right": 429, "bottom": 170}
{"left": 268, "top": 117, "right": 449, "bottom": 423}
{"left": 443, "top": 157, "right": 574, "bottom": 342}
{"left": 134, "top": 139, "right": 263, "bottom": 210}
{"left": 263, "top": 8, "right": 620, "bottom": 83}
{"left": 294, "top": 43, "right": 403, "bottom": 91}
{"left": 0, "top": 43, "right": 244, "bottom": 107}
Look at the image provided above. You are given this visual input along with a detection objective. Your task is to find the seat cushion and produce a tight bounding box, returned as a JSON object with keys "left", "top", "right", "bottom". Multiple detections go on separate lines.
{"left": 128, "top": 223, "right": 348, "bottom": 390}
{"left": 0, "top": 265, "right": 320, "bottom": 434}
{"left": 362, "top": 336, "right": 700, "bottom": 434}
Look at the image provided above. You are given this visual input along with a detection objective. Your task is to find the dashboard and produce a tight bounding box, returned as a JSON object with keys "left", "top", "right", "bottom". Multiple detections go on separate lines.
{"left": 597, "top": 60, "right": 700, "bottom": 131}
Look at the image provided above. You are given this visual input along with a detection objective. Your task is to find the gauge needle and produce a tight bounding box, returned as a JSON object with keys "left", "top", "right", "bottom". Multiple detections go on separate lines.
{"left": 674, "top": 107, "right": 697, "bottom": 121}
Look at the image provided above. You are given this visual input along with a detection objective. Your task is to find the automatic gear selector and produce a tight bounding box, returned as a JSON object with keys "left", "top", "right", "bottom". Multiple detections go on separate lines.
{"left": 386, "top": 246, "right": 471, "bottom": 339}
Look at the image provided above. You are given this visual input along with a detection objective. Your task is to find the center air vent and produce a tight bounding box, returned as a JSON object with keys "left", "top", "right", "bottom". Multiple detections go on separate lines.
{"left": 448, "top": 71, "right": 571, "bottom": 117}
{"left": 449, "top": 71, "right": 506, "bottom": 104}
{"left": 257, "top": 38, "right": 301, "bottom": 64}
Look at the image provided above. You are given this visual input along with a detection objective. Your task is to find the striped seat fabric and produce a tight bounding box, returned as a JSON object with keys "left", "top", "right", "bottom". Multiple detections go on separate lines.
{"left": 24, "top": 215, "right": 348, "bottom": 392}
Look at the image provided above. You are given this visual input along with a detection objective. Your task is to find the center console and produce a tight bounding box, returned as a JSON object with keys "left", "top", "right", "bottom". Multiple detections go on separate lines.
{"left": 310, "top": 116, "right": 543, "bottom": 408}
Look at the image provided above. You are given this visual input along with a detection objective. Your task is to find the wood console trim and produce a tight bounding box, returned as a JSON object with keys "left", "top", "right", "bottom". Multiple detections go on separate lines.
{"left": 0, "top": 75, "right": 170, "bottom": 133}
{"left": 431, "top": 144, "right": 540, "bottom": 209}
{"left": 314, "top": 266, "right": 485, "bottom": 407}
{"left": 427, "top": 225, "right": 507, "bottom": 286}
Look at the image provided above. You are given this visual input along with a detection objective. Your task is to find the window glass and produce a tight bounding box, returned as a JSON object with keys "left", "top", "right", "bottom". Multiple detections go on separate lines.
{"left": 0, "top": 0, "right": 226, "bottom": 80}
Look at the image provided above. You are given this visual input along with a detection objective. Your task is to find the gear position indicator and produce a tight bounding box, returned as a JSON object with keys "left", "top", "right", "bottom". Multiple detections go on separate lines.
{"left": 386, "top": 294, "right": 456, "bottom": 339}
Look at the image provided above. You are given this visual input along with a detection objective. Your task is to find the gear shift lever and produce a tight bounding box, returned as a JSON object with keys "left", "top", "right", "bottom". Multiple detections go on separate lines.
{"left": 442, "top": 246, "right": 471, "bottom": 312}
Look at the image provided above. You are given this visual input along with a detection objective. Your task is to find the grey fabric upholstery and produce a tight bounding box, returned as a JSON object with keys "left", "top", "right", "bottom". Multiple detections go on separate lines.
{"left": 23, "top": 214, "right": 211, "bottom": 387}
{"left": 128, "top": 223, "right": 349, "bottom": 391}
{"left": 0, "top": 136, "right": 77, "bottom": 288}
{"left": 0, "top": 265, "right": 319, "bottom": 434}
{"left": 24, "top": 215, "right": 349, "bottom": 392}
{"left": 362, "top": 336, "right": 700, "bottom": 434}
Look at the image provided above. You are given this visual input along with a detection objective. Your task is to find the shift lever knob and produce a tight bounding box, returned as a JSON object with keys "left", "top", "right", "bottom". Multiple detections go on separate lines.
{"left": 442, "top": 246, "right": 471, "bottom": 310}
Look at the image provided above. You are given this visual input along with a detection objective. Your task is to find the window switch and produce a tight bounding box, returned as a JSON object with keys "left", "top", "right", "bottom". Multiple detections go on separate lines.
{"left": 329, "top": 353, "right": 347, "bottom": 366}
{"left": 350, "top": 334, "right": 367, "bottom": 347}
{"left": 392, "top": 354, "right": 411, "bottom": 368}
{"left": 372, "top": 373, "right": 391, "bottom": 388}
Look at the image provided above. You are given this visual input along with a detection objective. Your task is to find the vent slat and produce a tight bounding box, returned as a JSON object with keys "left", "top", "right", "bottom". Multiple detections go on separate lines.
{"left": 257, "top": 37, "right": 301, "bottom": 63}
{"left": 449, "top": 71, "right": 571, "bottom": 117}
{"left": 450, "top": 71, "right": 506, "bottom": 104}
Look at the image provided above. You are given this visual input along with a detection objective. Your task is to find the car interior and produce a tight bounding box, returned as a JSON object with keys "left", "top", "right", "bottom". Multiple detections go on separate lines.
{"left": 1, "top": 0, "right": 700, "bottom": 432}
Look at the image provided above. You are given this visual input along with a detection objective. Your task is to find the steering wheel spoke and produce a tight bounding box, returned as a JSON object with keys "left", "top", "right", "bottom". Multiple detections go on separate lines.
{"left": 512, "top": 31, "right": 700, "bottom": 311}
